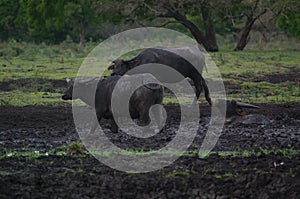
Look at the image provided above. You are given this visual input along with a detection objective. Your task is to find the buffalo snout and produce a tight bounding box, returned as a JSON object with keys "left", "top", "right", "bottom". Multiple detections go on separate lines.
{"left": 61, "top": 94, "right": 71, "bottom": 100}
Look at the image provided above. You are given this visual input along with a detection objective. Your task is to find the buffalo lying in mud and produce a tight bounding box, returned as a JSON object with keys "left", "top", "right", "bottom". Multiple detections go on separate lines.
{"left": 215, "top": 99, "right": 270, "bottom": 125}
{"left": 109, "top": 46, "right": 211, "bottom": 105}
{"left": 62, "top": 74, "right": 164, "bottom": 133}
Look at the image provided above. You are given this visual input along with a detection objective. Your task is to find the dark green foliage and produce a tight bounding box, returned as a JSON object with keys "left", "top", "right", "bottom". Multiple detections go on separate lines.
{"left": 277, "top": 12, "right": 300, "bottom": 39}
{"left": 0, "top": 0, "right": 28, "bottom": 41}
{"left": 0, "top": 0, "right": 116, "bottom": 44}
{"left": 0, "top": 0, "right": 299, "bottom": 45}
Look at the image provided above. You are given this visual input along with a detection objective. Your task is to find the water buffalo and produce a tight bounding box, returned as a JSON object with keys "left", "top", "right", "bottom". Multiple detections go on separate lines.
{"left": 62, "top": 74, "right": 164, "bottom": 133}
{"left": 229, "top": 114, "right": 271, "bottom": 125}
{"left": 109, "top": 46, "right": 211, "bottom": 105}
{"left": 214, "top": 99, "right": 267, "bottom": 125}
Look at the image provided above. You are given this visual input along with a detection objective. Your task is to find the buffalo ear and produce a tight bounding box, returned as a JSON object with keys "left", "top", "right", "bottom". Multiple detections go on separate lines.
{"left": 108, "top": 64, "right": 114, "bottom": 70}
{"left": 127, "top": 59, "right": 139, "bottom": 69}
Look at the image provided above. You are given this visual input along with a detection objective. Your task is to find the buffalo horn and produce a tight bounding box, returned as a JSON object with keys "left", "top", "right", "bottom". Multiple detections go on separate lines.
{"left": 123, "top": 55, "right": 138, "bottom": 63}
{"left": 236, "top": 101, "right": 260, "bottom": 109}
{"left": 77, "top": 77, "right": 98, "bottom": 84}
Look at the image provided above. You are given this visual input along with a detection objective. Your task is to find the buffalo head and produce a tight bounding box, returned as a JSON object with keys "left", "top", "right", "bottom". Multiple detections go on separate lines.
{"left": 215, "top": 99, "right": 260, "bottom": 118}
{"left": 109, "top": 57, "right": 139, "bottom": 76}
{"left": 62, "top": 77, "right": 74, "bottom": 100}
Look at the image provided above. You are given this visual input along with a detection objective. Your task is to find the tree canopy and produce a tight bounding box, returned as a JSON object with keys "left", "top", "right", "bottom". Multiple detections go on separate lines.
{"left": 0, "top": 0, "right": 299, "bottom": 50}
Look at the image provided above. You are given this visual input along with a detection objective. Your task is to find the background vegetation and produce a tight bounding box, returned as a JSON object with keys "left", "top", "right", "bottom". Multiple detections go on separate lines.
{"left": 0, "top": 0, "right": 299, "bottom": 106}
{"left": 1, "top": 0, "right": 300, "bottom": 50}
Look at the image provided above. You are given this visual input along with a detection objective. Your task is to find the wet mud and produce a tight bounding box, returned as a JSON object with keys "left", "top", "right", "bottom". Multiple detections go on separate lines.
{"left": 0, "top": 103, "right": 300, "bottom": 198}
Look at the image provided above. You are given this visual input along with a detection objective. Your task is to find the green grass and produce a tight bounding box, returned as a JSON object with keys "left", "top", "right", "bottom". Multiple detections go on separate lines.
{"left": 211, "top": 50, "right": 300, "bottom": 75}
{"left": 0, "top": 41, "right": 85, "bottom": 81}
{"left": 202, "top": 168, "right": 239, "bottom": 178}
{"left": 0, "top": 91, "right": 66, "bottom": 106}
{"left": 167, "top": 170, "right": 190, "bottom": 177}
{"left": 67, "top": 141, "right": 86, "bottom": 155}
{"left": 216, "top": 147, "right": 300, "bottom": 158}
{"left": 0, "top": 149, "right": 49, "bottom": 160}
{"left": 2, "top": 145, "right": 298, "bottom": 160}
{"left": 0, "top": 41, "right": 299, "bottom": 106}
{"left": 230, "top": 81, "right": 300, "bottom": 103}
{"left": 0, "top": 57, "right": 81, "bottom": 81}
{"left": 0, "top": 41, "right": 112, "bottom": 81}
{"left": 208, "top": 50, "right": 300, "bottom": 103}
{"left": 0, "top": 142, "right": 89, "bottom": 160}
{"left": 1, "top": 145, "right": 299, "bottom": 178}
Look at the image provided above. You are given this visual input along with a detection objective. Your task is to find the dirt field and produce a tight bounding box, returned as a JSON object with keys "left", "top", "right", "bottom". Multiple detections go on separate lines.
{"left": 0, "top": 103, "right": 300, "bottom": 198}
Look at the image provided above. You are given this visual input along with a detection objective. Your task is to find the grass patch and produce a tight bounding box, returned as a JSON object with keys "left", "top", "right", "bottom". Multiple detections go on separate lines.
{"left": 208, "top": 51, "right": 300, "bottom": 103}
{"left": 3, "top": 145, "right": 298, "bottom": 160}
{"left": 0, "top": 57, "right": 81, "bottom": 81}
{"left": 230, "top": 81, "right": 300, "bottom": 103}
{"left": 67, "top": 141, "right": 86, "bottom": 155}
{"left": 216, "top": 146, "right": 300, "bottom": 158}
{"left": 211, "top": 50, "right": 300, "bottom": 76}
{"left": 167, "top": 170, "right": 190, "bottom": 177}
{"left": 0, "top": 41, "right": 299, "bottom": 106}
{"left": 0, "top": 149, "right": 48, "bottom": 160}
{"left": 202, "top": 168, "right": 239, "bottom": 178}
{"left": 0, "top": 142, "right": 89, "bottom": 160}
{"left": 0, "top": 91, "right": 67, "bottom": 106}
{"left": 0, "top": 41, "right": 113, "bottom": 81}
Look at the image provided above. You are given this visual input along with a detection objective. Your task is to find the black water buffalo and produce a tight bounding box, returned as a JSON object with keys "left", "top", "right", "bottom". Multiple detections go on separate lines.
{"left": 62, "top": 74, "right": 164, "bottom": 133}
{"left": 109, "top": 46, "right": 211, "bottom": 105}
{"left": 214, "top": 99, "right": 265, "bottom": 125}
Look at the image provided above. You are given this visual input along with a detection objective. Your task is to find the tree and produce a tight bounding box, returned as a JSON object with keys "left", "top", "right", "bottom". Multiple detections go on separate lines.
{"left": 125, "top": 0, "right": 219, "bottom": 52}
{"left": 234, "top": 0, "right": 268, "bottom": 51}
{"left": 277, "top": 1, "right": 300, "bottom": 39}
{"left": 0, "top": 0, "right": 28, "bottom": 41}
{"left": 63, "top": 0, "right": 98, "bottom": 47}
{"left": 22, "top": 0, "right": 72, "bottom": 43}
{"left": 277, "top": 12, "right": 300, "bottom": 39}
{"left": 22, "top": 0, "right": 116, "bottom": 46}
{"left": 216, "top": 0, "right": 296, "bottom": 51}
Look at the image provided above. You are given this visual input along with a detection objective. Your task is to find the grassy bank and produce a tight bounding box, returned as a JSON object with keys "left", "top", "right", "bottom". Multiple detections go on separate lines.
{"left": 0, "top": 42, "right": 299, "bottom": 106}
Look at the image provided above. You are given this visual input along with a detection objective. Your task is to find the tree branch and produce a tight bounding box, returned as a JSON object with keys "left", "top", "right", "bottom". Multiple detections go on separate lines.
{"left": 222, "top": 12, "right": 245, "bottom": 20}
{"left": 162, "top": 5, "right": 206, "bottom": 45}
{"left": 253, "top": 0, "right": 260, "bottom": 12}
{"left": 253, "top": 8, "right": 267, "bottom": 21}
{"left": 143, "top": 2, "right": 171, "bottom": 18}
{"left": 268, "top": 7, "right": 283, "bottom": 18}
{"left": 155, "top": 20, "right": 178, "bottom": 27}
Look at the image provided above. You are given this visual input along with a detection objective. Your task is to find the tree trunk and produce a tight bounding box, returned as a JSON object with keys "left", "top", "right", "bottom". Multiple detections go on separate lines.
{"left": 169, "top": 10, "right": 218, "bottom": 52}
{"left": 234, "top": 1, "right": 267, "bottom": 51}
{"left": 201, "top": 1, "right": 218, "bottom": 52}
{"left": 234, "top": 17, "right": 255, "bottom": 51}
{"left": 79, "top": 28, "right": 85, "bottom": 48}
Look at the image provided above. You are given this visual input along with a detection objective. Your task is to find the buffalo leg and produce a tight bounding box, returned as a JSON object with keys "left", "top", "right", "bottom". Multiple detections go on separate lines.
{"left": 111, "top": 119, "right": 118, "bottom": 133}
{"left": 191, "top": 78, "right": 202, "bottom": 106}
{"left": 192, "top": 75, "right": 211, "bottom": 105}
{"left": 152, "top": 105, "right": 165, "bottom": 130}
{"left": 153, "top": 94, "right": 165, "bottom": 129}
{"left": 90, "top": 116, "right": 101, "bottom": 134}
{"left": 195, "top": 82, "right": 203, "bottom": 101}
{"left": 140, "top": 109, "right": 150, "bottom": 126}
{"left": 201, "top": 78, "right": 211, "bottom": 105}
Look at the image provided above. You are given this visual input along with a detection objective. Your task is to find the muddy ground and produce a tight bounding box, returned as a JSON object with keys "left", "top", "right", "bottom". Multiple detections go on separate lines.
{"left": 0, "top": 103, "right": 300, "bottom": 198}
